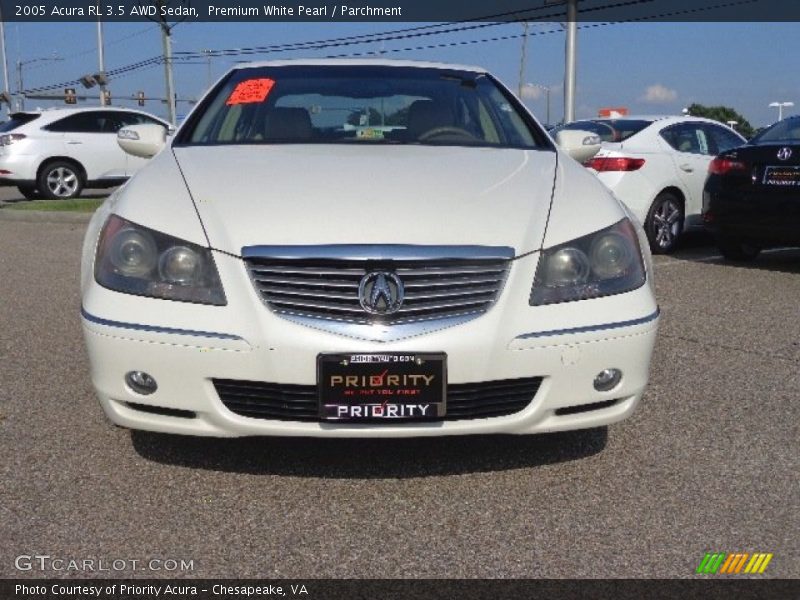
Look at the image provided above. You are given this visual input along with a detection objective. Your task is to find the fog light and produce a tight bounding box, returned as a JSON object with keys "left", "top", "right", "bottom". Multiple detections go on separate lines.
{"left": 593, "top": 368, "right": 622, "bottom": 392}
{"left": 125, "top": 371, "right": 157, "bottom": 395}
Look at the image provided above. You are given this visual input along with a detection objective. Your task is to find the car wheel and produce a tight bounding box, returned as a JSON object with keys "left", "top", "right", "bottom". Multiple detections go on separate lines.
{"left": 717, "top": 237, "right": 761, "bottom": 262}
{"left": 645, "top": 192, "right": 684, "bottom": 254}
{"left": 17, "top": 185, "right": 41, "bottom": 200}
{"left": 37, "top": 161, "right": 84, "bottom": 200}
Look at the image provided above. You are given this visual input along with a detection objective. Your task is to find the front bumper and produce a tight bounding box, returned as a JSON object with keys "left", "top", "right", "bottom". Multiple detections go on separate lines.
{"left": 81, "top": 251, "right": 660, "bottom": 438}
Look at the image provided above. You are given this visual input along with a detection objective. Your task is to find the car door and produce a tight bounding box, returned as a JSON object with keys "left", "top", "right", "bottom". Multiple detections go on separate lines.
{"left": 660, "top": 122, "right": 716, "bottom": 220}
{"left": 46, "top": 111, "right": 128, "bottom": 180}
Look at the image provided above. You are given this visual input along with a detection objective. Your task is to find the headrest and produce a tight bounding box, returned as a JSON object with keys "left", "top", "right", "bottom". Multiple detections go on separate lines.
{"left": 264, "top": 107, "right": 313, "bottom": 141}
{"left": 406, "top": 100, "right": 454, "bottom": 138}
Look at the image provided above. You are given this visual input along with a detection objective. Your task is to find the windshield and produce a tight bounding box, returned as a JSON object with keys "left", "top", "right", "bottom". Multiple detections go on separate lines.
{"left": 550, "top": 119, "right": 652, "bottom": 143}
{"left": 749, "top": 116, "right": 800, "bottom": 144}
{"left": 180, "top": 65, "right": 546, "bottom": 149}
{"left": 0, "top": 113, "right": 40, "bottom": 133}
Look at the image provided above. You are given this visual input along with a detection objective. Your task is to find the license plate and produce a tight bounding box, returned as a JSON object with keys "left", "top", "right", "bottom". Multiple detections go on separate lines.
{"left": 763, "top": 166, "right": 800, "bottom": 186}
{"left": 318, "top": 353, "right": 446, "bottom": 421}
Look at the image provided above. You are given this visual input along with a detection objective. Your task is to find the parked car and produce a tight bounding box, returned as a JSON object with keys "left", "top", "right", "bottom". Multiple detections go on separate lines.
{"left": 551, "top": 116, "right": 746, "bottom": 253}
{"left": 703, "top": 115, "right": 800, "bottom": 260}
{"left": 0, "top": 107, "right": 170, "bottom": 199}
{"left": 80, "top": 59, "right": 659, "bottom": 438}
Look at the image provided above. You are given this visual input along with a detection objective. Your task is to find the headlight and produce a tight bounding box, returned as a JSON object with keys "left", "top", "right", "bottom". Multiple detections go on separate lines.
{"left": 530, "top": 218, "right": 645, "bottom": 306}
{"left": 95, "top": 214, "right": 226, "bottom": 305}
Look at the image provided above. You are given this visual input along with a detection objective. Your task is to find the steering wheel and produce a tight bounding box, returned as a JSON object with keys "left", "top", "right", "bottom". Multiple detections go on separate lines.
{"left": 418, "top": 126, "right": 477, "bottom": 142}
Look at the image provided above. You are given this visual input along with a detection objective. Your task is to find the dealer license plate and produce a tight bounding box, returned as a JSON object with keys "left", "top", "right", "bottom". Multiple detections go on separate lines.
{"left": 318, "top": 353, "right": 446, "bottom": 421}
{"left": 763, "top": 166, "right": 800, "bottom": 186}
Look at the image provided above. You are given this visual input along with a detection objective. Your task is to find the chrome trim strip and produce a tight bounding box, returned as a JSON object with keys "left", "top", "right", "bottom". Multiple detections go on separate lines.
{"left": 277, "top": 312, "right": 480, "bottom": 343}
{"left": 80, "top": 308, "right": 244, "bottom": 341}
{"left": 515, "top": 308, "right": 660, "bottom": 340}
{"left": 241, "top": 244, "right": 516, "bottom": 262}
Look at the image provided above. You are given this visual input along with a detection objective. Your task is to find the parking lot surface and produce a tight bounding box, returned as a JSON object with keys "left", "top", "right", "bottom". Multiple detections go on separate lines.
{"left": 0, "top": 186, "right": 110, "bottom": 207}
{"left": 0, "top": 221, "right": 797, "bottom": 578}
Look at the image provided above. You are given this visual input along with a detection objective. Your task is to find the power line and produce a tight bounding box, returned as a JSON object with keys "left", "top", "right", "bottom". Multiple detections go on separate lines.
{"left": 23, "top": 1, "right": 617, "bottom": 92}
{"left": 42, "top": 24, "right": 157, "bottom": 65}
{"left": 322, "top": 0, "right": 760, "bottom": 59}
{"left": 177, "top": 0, "right": 760, "bottom": 62}
{"left": 24, "top": 55, "right": 162, "bottom": 93}
{"left": 171, "top": 3, "right": 577, "bottom": 59}
{"left": 23, "top": 2, "right": 565, "bottom": 93}
{"left": 22, "top": 0, "right": 757, "bottom": 97}
{"left": 170, "top": 0, "right": 663, "bottom": 61}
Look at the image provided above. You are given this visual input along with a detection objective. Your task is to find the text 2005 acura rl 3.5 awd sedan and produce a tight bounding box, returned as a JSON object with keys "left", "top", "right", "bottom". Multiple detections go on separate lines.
{"left": 80, "top": 59, "right": 659, "bottom": 438}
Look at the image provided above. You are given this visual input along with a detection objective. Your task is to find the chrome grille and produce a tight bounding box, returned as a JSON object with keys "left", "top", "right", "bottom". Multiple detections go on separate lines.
{"left": 243, "top": 247, "right": 512, "bottom": 326}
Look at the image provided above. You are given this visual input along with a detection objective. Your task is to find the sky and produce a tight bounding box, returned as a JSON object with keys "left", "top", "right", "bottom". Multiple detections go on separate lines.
{"left": 3, "top": 20, "right": 798, "bottom": 127}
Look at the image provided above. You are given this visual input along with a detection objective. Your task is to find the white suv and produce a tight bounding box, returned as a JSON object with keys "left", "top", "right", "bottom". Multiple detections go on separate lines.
{"left": 0, "top": 107, "right": 170, "bottom": 199}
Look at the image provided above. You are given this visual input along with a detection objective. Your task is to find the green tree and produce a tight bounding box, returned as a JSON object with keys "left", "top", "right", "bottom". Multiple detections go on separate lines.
{"left": 685, "top": 103, "right": 755, "bottom": 138}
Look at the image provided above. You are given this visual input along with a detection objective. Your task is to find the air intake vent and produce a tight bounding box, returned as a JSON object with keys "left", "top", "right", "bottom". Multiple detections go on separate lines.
{"left": 214, "top": 377, "right": 542, "bottom": 422}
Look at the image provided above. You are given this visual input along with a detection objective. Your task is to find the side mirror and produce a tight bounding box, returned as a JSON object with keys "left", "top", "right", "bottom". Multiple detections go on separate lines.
{"left": 554, "top": 129, "right": 602, "bottom": 163}
{"left": 117, "top": 124, "right": 167, "bottom": 159}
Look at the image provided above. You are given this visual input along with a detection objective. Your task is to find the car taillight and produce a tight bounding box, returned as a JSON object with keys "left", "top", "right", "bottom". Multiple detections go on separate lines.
{"left": 585, "top": 157, "right": 646, "bottom": 172}
{"left": 708, "top": 157, "right": 747, "bottom": 175}
{"left": 0, "top": 133, "right": 26, "bottom": 146}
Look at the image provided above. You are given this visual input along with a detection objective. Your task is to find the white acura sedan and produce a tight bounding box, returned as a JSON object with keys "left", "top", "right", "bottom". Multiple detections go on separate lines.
{"left": 80, "top": 59, "right": 659, "bottom": 438}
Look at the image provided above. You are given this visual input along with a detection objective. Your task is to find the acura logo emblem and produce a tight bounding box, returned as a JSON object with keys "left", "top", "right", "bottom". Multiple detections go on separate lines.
{"left": 777, "top": 147, "right": 792, "bottom": 161}
{"left": 359, "top": 271, "right": 404, "bottom": 315}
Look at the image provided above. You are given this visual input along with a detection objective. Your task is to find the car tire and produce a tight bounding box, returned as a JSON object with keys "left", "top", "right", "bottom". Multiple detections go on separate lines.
{"left": 17, "top": 185, "right": 41, "bottom": 200}
{"left": 645, "top": 192, "right": 684, "bottom": 254}
{"left": 37, "top": 161, "right": 84, "bottom": 200}
{"left": 717, "top": 237, "right": 761, "bottom": 262}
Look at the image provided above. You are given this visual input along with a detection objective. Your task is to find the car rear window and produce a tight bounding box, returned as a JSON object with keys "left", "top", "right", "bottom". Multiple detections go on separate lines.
{"left": 551, "top": 119, "right": 652, "bottom": 143}
{"left": 594, "top": 119, "right": 653, "bottom": 142}
{"left": 0, "top": 113, "right": 40, "bottom": 132}
{"left": 551, "top": 121, "right": 616, "bottom": 142}
{"left": 178, "top": 65, "right": 549, "bottom": 149}
{"left": 749, "top": 116, "right": 800, "bottom": 144}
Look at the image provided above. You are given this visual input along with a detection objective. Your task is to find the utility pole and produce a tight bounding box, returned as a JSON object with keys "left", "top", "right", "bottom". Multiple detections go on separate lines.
{"left": 0, "top": 8, "right": 10, "bottom": 115}
{"left": 162, "top": 25, "right": 176, "bottom": 125}
{"left": 15, "top": 60, "right": 22, "bottom": 111}
{"left": 155, "top": 2, "right": 177, "bottom": 126}
{"left": 539, "top": 85, "right": 551, "bottom": 127}
{"left": 564, "top": 0, "right": 577, "bottom": 123}
{"left": 517, "top": 21, "right": 529, "bottom": 99}
{"left": 16, "top": 56, "right": 63, "bottom": 111}
{"left": 202, "top": 48, "right": 212, "bottom": 88}
{"left": 141, "top": 1, "right": 178, "bottom": 124}
{"left": 96, "top": 2, "right": 107, "bottom": 106}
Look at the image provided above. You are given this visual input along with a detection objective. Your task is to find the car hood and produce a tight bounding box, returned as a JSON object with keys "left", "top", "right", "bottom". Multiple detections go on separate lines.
{"left": 172, "top": 144, "right": 557, "bottom": 257}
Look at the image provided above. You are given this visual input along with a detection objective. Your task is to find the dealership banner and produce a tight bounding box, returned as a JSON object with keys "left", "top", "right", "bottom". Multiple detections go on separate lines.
{"left": 2, "top": 0, "right": 800, "bottom": 22}
{"left": 2, "top": 579, "right": 799, "bottom": 599}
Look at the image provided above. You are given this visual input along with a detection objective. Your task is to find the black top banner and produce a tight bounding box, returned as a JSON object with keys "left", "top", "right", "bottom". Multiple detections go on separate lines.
{"left": 1, "top": 0, "right": 800, "bottom": 23}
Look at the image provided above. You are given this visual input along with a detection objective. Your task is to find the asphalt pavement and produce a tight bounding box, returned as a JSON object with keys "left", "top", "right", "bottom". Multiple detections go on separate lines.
{"left": 0, "top": 185, "right": 110, "bottom": 207}
{"left": 0, "top": 220, "right": 797, "bottom": 579}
